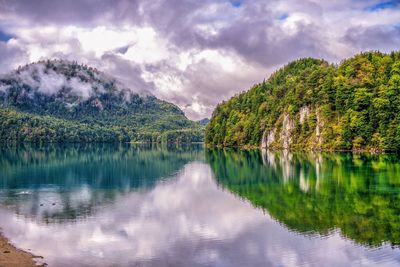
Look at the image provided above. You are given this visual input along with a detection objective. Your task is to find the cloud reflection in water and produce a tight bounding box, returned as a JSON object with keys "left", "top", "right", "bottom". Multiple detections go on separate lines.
{"left": 1, "top": 162, "right": 400, "bottom": 267}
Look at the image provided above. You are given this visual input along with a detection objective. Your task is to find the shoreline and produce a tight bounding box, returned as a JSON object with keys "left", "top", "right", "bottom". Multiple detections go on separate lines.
{"left": 0, "top": 231, "right": 44, "bottom": 267}
{"left": 205, "top": 144, "right": 396, "bottom": 154}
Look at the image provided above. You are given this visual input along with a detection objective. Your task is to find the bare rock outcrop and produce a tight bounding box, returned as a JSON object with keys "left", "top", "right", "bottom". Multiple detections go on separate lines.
{"left": 281, "top": 114, "right": 294, "bottom": 149}
{"left": 260, "top": 106, "right": 324, "bottom": 149}
{"left": 262, "top": 128, "right": 276, "bottom": 148}
{"left": 315, "top": 108, "right": 324, "bottom": 147}
{"left": 299, "top": 106, "right": 310, "bottom": 125}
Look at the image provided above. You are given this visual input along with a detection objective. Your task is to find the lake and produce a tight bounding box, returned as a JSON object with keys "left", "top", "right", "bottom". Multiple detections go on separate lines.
{"left": 0, "top": 144, "right": 400, "bottom": 266}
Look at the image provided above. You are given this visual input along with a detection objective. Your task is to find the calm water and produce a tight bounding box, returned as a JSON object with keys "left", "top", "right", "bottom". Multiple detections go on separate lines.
{"left": 0, "top": 144, "right": 400, "bottom": 267}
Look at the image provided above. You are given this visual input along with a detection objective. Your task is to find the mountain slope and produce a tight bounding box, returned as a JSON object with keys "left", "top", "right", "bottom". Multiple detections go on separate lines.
{"left": 206, "top": 51, "right": 400, "bottom": 151}
{"left": 0, "top": 60, "right": 203, "bottom": 143}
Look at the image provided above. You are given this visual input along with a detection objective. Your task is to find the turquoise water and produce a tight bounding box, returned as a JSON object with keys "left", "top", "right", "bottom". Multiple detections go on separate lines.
{"left": 0, "top": 144, "right": 400, "bottom": 266}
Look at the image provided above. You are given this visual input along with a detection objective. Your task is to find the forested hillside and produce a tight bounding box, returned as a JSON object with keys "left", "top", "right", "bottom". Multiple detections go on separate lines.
{"left": 0, "top": 60, "right": 203, "bottom": 143}
{"left": 206, "top": 51, "right": 400, "bottom": 151}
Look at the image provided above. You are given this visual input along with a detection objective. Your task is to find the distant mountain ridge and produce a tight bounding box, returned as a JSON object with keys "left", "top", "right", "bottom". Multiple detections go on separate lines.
{"left": 0, "top": 60, "right": 203, "bottom": 143}
{"left": 197, "top": 118, "right": 210, "bottom": 126}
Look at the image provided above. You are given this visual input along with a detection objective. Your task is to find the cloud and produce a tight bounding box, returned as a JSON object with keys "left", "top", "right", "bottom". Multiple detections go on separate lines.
{"left": 3, "top": 62, "right": 95, "bottom": 99}
{"left": 0, "top": 0, "right": 399, "bottom": 119}
{"left": 1, "top": 61, "right": 149, "bottom": 101}
{"left": 343, "top": 25, "right": 400, "bottom": 53}
{"left": 99, "top": 53, "right": 156, "bottom": 94}
{"left": 69, "top": 77, "right": 93, "bottom": 99}
{"left": 0, "top": 0, "right": 141, "bottom": 26}
{"left": 0, "top": 40, "right": 28, "bottom": 74}
{"left": 141, "top": 48, "right": 263, "bottom": 119}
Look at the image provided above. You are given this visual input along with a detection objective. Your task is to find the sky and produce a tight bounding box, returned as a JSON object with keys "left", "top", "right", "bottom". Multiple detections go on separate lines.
{"left": 0, "top": 0, "right": 399, "bottom": 120}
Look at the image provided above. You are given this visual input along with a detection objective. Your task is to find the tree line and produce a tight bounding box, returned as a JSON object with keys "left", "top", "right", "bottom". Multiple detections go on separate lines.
{"left": 206, "top": 51, "right": 400, "bottom": 151}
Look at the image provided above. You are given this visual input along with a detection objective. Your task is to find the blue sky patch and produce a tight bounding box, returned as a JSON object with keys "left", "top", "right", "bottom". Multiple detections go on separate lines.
{"left": 0, "top": 30, "right": 12, "bottom": 42}
{"left": 230, "top": 0, "right": 242, "bottom": 8}
{"left": 365, "top": 0, "right": 399, "bottom": 12}
{"left": 277, "top": 14, "right": 289, "bottom": 21}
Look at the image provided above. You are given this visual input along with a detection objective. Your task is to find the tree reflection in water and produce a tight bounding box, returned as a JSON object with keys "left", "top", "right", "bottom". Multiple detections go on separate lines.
{"left": 207, "top": 148, "right": 400, "bottom": 247}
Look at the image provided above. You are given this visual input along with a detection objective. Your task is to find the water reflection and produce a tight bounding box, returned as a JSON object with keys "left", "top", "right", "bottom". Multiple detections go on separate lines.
{"left": 0, "top": 145, "right": 399, "bottom": 266}
{"left": 207, "top": 148, "right": 400, "bottom": 248}
{"left": 0, "top": 143, "right": 203, "bottom": 222}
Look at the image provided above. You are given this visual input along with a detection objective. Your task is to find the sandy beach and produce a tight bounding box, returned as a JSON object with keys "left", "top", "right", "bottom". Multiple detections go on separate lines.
{"left": 0, "top": 232, "right": 42, "bottom": 267}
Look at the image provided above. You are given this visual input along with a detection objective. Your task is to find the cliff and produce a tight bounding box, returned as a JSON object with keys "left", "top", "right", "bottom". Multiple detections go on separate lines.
{"left": 205, "top": 51, "right": 400, "bottom": 151}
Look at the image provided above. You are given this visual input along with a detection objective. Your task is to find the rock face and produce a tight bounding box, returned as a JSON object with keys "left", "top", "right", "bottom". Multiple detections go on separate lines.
{"left": 261, "top": 106, "right": 323, "bottom": 149}
{"left": 315, "top": 108, "right": 323, "bottom": 147}
{"left": 261, "top": 130, "right": 267, "bottom": 148}
{"left": 299, "top": 106, "right": 310, "bottom": 125}
{"left": 261, "top": 127, "right": 276, "bottom": 148}
{"left": 261, "top": 113, "right": 294, "bottom": 149}
{"left": 281, "top": 114, "right": 294, "bottom": 149}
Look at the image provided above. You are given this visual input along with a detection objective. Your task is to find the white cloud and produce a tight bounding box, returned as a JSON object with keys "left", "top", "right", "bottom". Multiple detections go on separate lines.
{"left": 122, "top": 27, "right": 170, "bottom": 64}
{"left": 3, "top": 63, "right": 99, "bottom": 100}
{"left": 69, "top": 77, "right": 92, "bottom": 99}
{"left": 35, "top": 65, "right": 66, "bottom": 95}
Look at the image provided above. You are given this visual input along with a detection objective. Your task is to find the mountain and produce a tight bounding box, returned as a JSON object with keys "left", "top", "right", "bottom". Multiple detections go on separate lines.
{"left": 197, "top": 118, "right": 210, "bottom": 126}
{"left": 0, "top": 60, "right": 203, "bottom": 143}
{"left": 206, "top": 51, "right": 400, "bottom": 151}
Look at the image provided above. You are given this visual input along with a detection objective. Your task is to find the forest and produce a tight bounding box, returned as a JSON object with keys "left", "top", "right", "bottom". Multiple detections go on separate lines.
{"left": 0, "top": 60, "right": 203, "bottom": 143}
{"left": 206, "top": 51, "right": 400, "bottom": 151}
